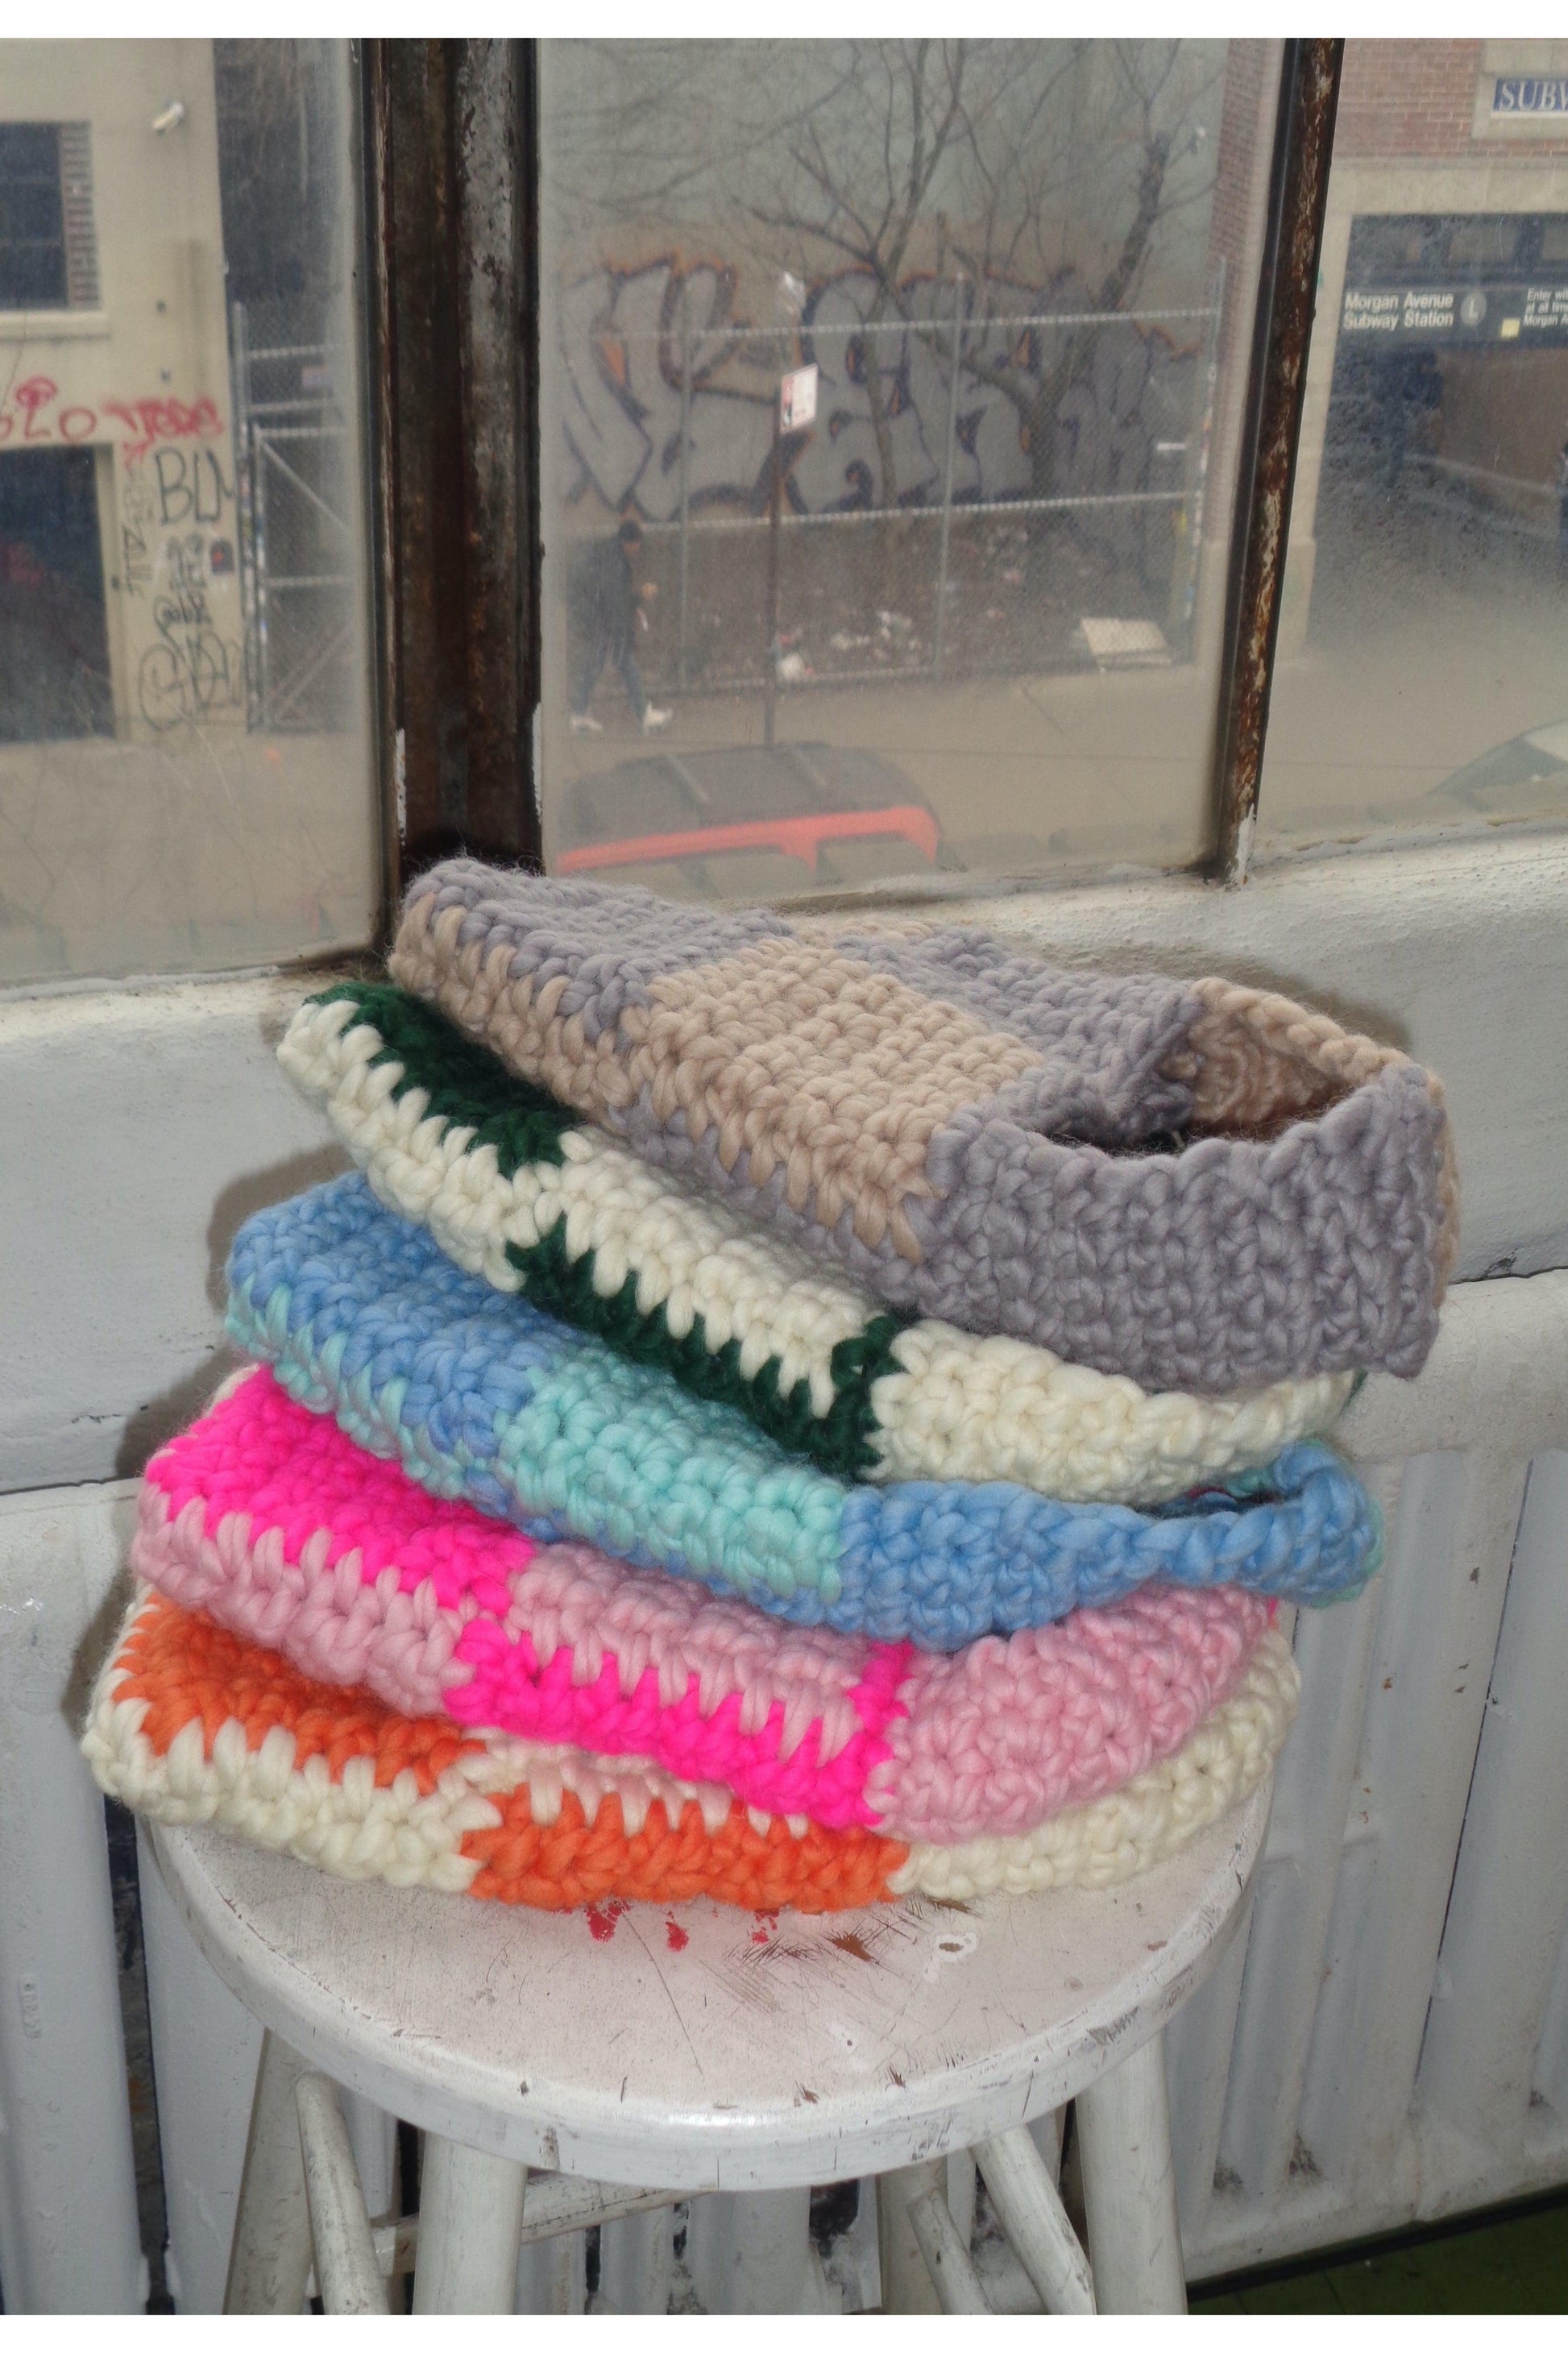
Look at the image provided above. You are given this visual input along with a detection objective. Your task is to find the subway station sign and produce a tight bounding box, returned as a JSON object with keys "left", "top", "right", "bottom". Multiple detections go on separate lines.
{"left": 1341, "top": 280, "right": 1568, "bottom": 342}
{"left": 1492, "top": 76, "right": 1568, "bottom": 118}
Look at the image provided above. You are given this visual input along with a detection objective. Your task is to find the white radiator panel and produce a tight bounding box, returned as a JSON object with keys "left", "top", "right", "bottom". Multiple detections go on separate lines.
{"left": 2, "top": 1271, "right": 1566, "bottom": 2310}
{"left": 1173, "top": 1270, "right": 1568, "bottom": 2279}
{"left": 0, "top": 1483, "right": 144, "bottom": 2316}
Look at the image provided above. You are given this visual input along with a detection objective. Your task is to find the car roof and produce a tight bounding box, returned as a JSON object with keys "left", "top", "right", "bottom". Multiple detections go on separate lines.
{"left": 1522, "top": 720, "right": 1568, "bottom": 760}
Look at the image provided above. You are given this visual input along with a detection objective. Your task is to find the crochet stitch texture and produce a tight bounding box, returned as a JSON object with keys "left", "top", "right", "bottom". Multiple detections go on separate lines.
{"left": 225, "top": 1176, "right": 1382, "bottom": 1646}
{"left": 135, "top": 1370, "right": 1274, "bottom": 1843}
{"left": 84, "top": 1589, "right": 1300, "bottom": 1910}
{"left": 279, "top": 983, "right": 1355, "bottom": 1504}
{"left": 388, "top": 861, "right": 1458, "bottom": 1393}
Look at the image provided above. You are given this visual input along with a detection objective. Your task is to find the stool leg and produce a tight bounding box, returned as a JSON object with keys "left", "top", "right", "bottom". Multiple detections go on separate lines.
{"left": 1074, "top": 2030, "right": 1187, "bottom": 2314}
{"left": 411, "top": 2135, "right": 529, "bottom": 2314}
{"left": 976, "top": 2127, "right": 1095, "bottom": 2314}
{"left": 294, "top": 2076, "right": 388, "bottom": 2314}
{"left": 906, "top": 2187, "right": 990, "bottom": 2314}
{"left": 876, "top": 2159, "right": 945, "bottom": 2313}
{"left": 223, "top": 2030, "right": 315, "bottom": 2314}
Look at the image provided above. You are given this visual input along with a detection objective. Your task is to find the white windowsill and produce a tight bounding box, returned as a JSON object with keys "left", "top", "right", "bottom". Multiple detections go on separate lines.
{"left": 3, "top": 827, "right": 1565, "bottom": 1496}
{"left": 0, "top": 307, "right": 111, "bottom": 342}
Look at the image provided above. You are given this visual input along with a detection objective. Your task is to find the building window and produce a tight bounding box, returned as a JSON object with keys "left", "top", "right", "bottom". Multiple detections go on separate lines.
{"left": 0, "top": 446, "right": 113, "bottom": 741}
{"left": 0, "top": 122, "right": 68, "bottom": 310}
{"left": 0, "top": 121, "right": 96, "bottom": 312}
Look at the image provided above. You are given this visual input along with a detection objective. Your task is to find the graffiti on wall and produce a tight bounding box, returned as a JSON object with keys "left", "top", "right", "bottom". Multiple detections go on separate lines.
{"left": 0, "top": 371, "right": 244, "bottom": 728}
{"left": 0, "top": 376, "right": 226, "bottom": 463}
{"left": 122, "top": 457, "right": 242, "bottom": 731}
{"left": 556, "top": 259, "right": 1201, "bottom": 535}
{"left": 135, "top": 526, "right": 243, "bottom": 730}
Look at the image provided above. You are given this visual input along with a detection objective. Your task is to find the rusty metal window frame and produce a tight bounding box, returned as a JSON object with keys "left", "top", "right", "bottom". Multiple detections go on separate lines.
{"left": 1209, "top": 38, "right": 1342, "bottom": 886}
{"left": 359, "top": 36, "right": 1342, "bottom": 919}
{"left": 359, "top": 37, "right": 542, "bottom": 942}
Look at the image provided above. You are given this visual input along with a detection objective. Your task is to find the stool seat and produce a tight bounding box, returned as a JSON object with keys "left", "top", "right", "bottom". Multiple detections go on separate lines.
{"left": 148, "top": 1787, "right": 1265, "bottom": 2197}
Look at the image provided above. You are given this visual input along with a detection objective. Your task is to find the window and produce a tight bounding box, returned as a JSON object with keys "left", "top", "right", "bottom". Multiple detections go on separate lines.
{"left": 0, "top": 446, "right": 112, "bottom": 741}
{"left": 6, "top": 35, "right": 1568, "bottom": 990}
{"left": 1256, "top": 39, "right": 1568, "bottom": 853}
{"left": 0, "top": 122, "right": 68, "bottom": 310}
{"left": 0, "top": 121, "right": 97, "bottom": 313}
{"left": 537, "top": 38, "right": 1285, "bottom": 898}
{"left": 0, "top": 39, "right": 377, "bottom": 988}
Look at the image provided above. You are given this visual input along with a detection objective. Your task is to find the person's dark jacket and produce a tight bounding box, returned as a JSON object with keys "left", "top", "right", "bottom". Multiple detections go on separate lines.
{"left": 568, "top": 537, "right": 636, "bottom": 651}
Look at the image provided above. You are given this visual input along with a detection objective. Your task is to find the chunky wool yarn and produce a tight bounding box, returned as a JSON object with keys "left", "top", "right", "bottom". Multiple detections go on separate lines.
{"left": 135, "top": 1368, "right": 1276, "bottom": 1844}
{"left": 84, "top": 1589, "right": 1300, "bottom": 1911}
{"left": 225, "top": 1177, "right": 1382, "bottom": 1646}
{"left": 280, "top": 983, "right": 1355, "bottom": 1504}
{"left": 388, "top": 861, "right": 1458, "bottom": 1394}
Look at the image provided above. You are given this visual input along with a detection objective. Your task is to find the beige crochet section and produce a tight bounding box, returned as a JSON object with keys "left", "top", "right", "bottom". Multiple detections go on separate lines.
{"left": 391, "top": 895, "right": 649, "bottom": 1123}
{"left": 621, "top": 940, "right": 1039, "bottom": 1257}
{"left": 392, "top": 908, "right": 1039, "bottom": 1261}
{"left": 1184, "top": 977, "right": 1460, "bottom": 1293}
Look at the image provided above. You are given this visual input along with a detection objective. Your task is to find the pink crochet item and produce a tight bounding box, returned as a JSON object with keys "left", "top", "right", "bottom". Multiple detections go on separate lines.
{"left": 134, "top": 1371, "right": 1274, "bottom": 1845}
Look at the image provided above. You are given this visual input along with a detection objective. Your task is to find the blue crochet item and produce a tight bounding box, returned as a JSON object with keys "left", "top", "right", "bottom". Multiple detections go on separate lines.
{"left": 225, "top": 1176, "right": 1383, "bottom": 1650}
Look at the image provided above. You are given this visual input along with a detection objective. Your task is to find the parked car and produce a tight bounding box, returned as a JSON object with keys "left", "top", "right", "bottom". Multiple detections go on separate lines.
{"left": 1429, "top": 719, "right": 1568, "bottom": 815}
{"left": 554, "top": 740, "right": 948, "bottom": 894}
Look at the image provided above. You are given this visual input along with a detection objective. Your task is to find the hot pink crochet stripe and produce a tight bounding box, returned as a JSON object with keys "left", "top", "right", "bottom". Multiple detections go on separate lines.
{"left": 136, "top": 1372, "right": 1271, "bottom": 1843}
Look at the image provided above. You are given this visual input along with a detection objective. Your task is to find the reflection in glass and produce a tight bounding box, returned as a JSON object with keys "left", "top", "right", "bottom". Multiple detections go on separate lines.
{"left": 0, "top": 39, "right": 376, "bottom": 986}
{"left": 1259, "top": 39, "right": 1568, "bottom": 853}
{"left": 538, "top": 39, "right": 1283, "bottom": 899}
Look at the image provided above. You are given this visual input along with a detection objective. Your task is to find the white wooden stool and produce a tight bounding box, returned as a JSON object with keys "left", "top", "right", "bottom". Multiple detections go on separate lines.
{"left": 144, "top": 1790, "right": 1267, "bottom": 2316}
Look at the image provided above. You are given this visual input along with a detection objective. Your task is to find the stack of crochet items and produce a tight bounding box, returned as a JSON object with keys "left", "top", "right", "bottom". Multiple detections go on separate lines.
{"left": 85, "top": 865, "right": 1458, "bottom": 1917}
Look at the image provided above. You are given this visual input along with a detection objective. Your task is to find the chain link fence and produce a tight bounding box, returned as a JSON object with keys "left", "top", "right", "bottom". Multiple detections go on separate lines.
{"left": 556, "top": 275, "right": 1223, "bottom": 708}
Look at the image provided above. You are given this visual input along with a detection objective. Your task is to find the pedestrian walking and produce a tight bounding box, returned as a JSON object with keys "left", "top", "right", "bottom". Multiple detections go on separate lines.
{"left": 1556, "top": 431, "right": 1568, "bottom": 583}
{"left": 567, "top": 516, "right": 671, "bottom": 734}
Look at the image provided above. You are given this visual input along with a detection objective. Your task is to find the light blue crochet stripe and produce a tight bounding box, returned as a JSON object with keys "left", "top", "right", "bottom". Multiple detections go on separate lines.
{"left": 224, "top": 1175, "right": 1382, "bottom": 1648}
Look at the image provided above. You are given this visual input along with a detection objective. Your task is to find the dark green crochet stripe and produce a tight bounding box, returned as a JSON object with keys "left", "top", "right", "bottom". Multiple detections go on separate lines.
{"left": 504, "top": 1222, "right": 916, "bottom": 1479}
{"left": 308, "top": 981, "right": 919, "bottom": 1478}
{"left": 309, "top": 981, "right": 572, "bottom": 1177}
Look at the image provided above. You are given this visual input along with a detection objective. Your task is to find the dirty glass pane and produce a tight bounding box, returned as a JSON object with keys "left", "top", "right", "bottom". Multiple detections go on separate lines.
{"left": 537, "top": 39, "right": 1284, "bottom": 899}
{"left": 1256, "top": 38, "right": 1568, "bottom": 853}
{"left": 0, "top": 39, "right": 376, "bottom": 987}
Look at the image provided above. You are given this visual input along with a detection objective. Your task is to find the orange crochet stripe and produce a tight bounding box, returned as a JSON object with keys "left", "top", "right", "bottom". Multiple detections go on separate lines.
{"left": 463, "top": 1796, "right": 896, "bottom": 1913}
{"left": 117, "top": 1598, "right": 478, "bottom": 1794}
{"left": 113, "top": 1595, "right": 905, "bottom": 1913}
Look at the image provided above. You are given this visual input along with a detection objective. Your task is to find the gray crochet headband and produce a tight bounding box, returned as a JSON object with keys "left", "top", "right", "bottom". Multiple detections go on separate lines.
{"left": 391, "top": 860, "right": 1458, "bottom": 1396}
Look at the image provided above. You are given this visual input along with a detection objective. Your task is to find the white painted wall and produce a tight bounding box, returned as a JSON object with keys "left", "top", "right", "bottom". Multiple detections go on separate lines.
{"left": 2, "top": 970, "right": 346, "bottom": 1499}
